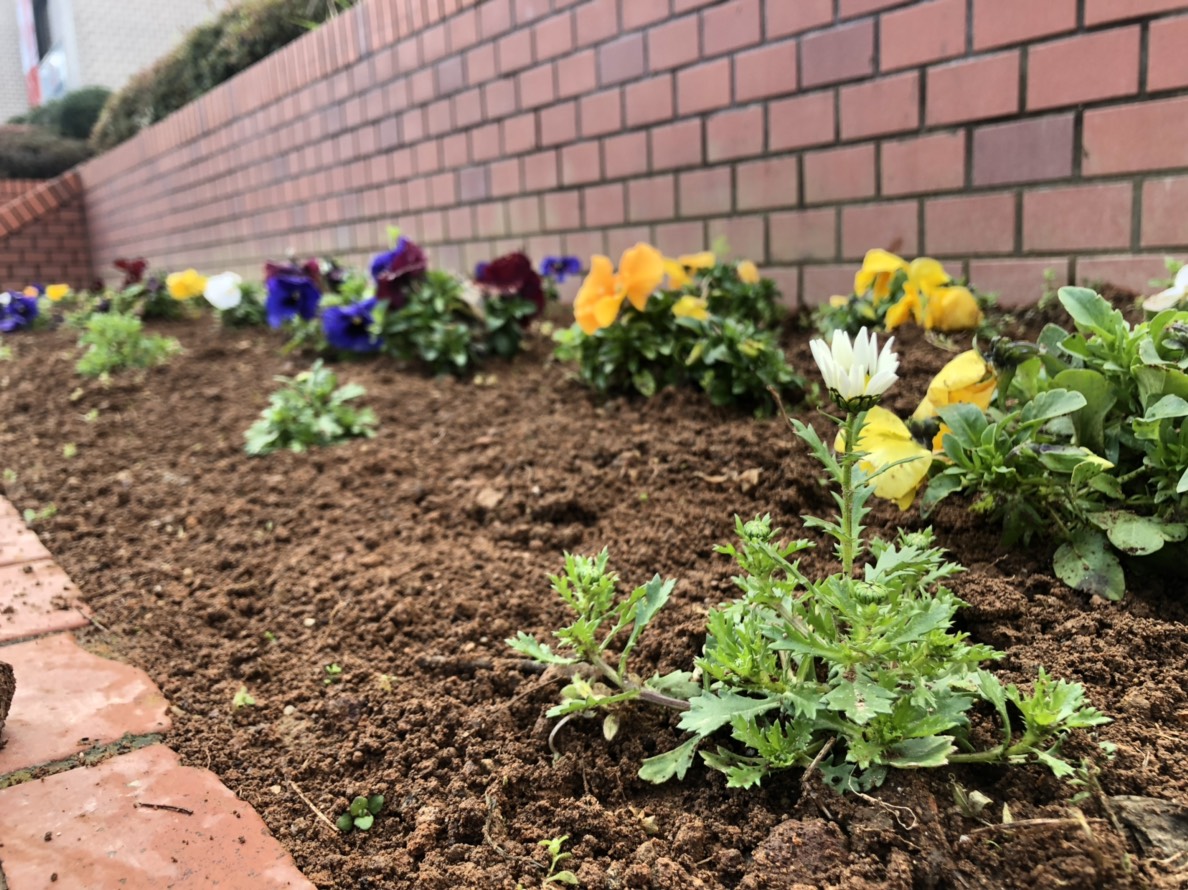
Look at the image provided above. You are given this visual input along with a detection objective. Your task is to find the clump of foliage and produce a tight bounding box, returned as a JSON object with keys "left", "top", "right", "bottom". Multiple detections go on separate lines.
{"left": 817, "top": 249, "right": 988, "bottom": 337}
{"left": 244, "top": 360, "right": 376, "bottom": 455}
{"left": 924, "top": 287, "right": 1188, "bottom": 600}
{"left": 75, "top": 313, "right": 181, "bottom": 377}
{"left": 0, "top": 124, "right": 92, "bottom": 179}
{"left": 9, "top": 86, "right": 112, "bottom": 140}
{"left": 91, "top": 0, "right": 359, "bottom": 151}
{"left": 335, "top": 794, "right": 383, "bottom": 833}
{"left": 553, "top": 245, "right": 801, "bottom": 412}
{"left": 511, "top": 329, "right": 1107, "bottom": 791}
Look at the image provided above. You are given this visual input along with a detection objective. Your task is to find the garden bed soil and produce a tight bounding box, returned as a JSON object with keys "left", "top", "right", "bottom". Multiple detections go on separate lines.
{"left": 1, "top": 292, "right": 1186, "bottom": 889}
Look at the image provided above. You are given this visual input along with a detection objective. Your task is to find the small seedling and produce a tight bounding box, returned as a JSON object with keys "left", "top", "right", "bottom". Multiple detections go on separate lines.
{"left": 2, "top": 468, "right": 16, "bottom": 484}
{"left": 336, "top": 794, "right": 384, "bottom": 833}
{"left": 22, "top": 504, "right": 56, "bottom": 525}
{"left": 83, "top": 409, "right": 99, "bottom": 423}
{"left": 62, "top": 443, "right": 78, "bottom": 459}
{"left": 232, "top": 687, "right": 256, "bottom": 709}
{"left": 323, "top": 663, "right": 343, "bottom": 685}
{"left": 538, "top": 836, "right": 578, "bottom": 886}
{"left": 263, "top": 631, "right": 277, "bottom": 644}
{"left": 952, "top": 782, "right": 992, "bottom": 818}
{"left": 0, "top": 344, "right": 12, "bottom": 361}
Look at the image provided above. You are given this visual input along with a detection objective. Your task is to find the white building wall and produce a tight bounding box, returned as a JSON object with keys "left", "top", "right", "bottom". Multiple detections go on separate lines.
{"left": 0, "top": 2, "right": 29, "bottom": 121}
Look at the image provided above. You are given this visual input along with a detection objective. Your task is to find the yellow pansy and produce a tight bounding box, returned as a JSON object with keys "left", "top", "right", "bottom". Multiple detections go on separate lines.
{"left": 835, "top": 406, "right": 932, "bottom": 510}
{"left": 46, "top": 284, "right": 70, "bottom": 301}
{"left": 663, "top": 251, "right": 716, "bottom": 289}
{"left": 829, "top": 294, "right": 850, "bottom": 308}
{"left": 923, "top": 285, "right": 983, "bottom": 332}
{"left": 885, "top": 291, "right": 922, "bottom": 330}
{"left": 912, "top": 350, "right": 997, "bottom": 450}
{"left": 166, "top": 269, "right": 207, "bottom": 300}
{"left": 22, "top": 286, "right": 39, "bottom": 298}
{"left": 573, "top": 243, "right": 665, "bottom": 334}
{"left": 854, "top": 249, "right": 908, "bottom": 303}
{"left": 737, "top": 260, "right": 760, "bottom": 284}
{"left": 672, "top": 295, "right": 709, "bottom": 321}
{"left": 904, "top": 257, "right": 950, "bottom": 300}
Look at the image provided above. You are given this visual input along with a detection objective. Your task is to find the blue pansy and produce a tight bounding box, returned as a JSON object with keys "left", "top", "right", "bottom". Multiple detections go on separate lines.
{"left": 264, "top": 266, "right": 322, "bottom": 329}
{"left": 540, "top": 256, "right": 582, "bottom": 283}
{"left": 0, "top": 291, "right": 39, "bottom": 333}
{"left": 322, "top": 299, "right": 383, "bottom": 353}
{"left": 474, "top": 261, "right": 489, "bottom": 280}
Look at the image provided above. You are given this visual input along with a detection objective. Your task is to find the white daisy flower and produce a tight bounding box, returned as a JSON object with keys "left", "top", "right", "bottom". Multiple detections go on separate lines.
{"left": 809, "top": 327, "right": 899, "bottom": 409}
{"left": 1143, "top": 264, "right": 1188, "bottom": 313}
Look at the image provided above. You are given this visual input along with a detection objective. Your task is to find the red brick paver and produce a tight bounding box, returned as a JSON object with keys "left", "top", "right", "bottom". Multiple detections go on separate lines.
{"left": 0, "top": 497, "right": 313, "bottom": 888}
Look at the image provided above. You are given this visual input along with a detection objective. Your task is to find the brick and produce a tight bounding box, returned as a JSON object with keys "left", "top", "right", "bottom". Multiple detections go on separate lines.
{"left": 1083, "top": 96, "right": 1188, "bottom": 175}
{"left": 459, "top": 166, "right": 490, "bottom": 201}
{"left": 734, "top": 41, "right": 798, "bottom": 102}
{"left": 677, "top": 59, "right": 732, "bottom": 115}
{"left": 579, "top": 88, "right": 623, "bottom": 137}
{"left": 515, "top": 0, "right": 551, "bottom": 25}
{"left": 627, "top": 174, "right": 677, "bottom": 222}
{"left": 556, "top": 49, "right": 598, "bottom": 98}
{"left": 651, "top": 119, "right": 704, "bottom": 170}
{"left": 1023, "top": 183, "right": 1133, "bottom": 251}
{"left": 1085, "top": 0, "right": 1188, "bottom": 26}
{"left": 769, "top": 90, "right": 835, "bottom": 151}
{"left": 475, "top": 202, "right": 508, "bottom": 238}
{"left": 880, "top": 0, "right": 966, "bottom": 72}
{"left": 0, "top": 519, "right": 51, "bottom": 567}
{"left": 606, "top": 226, "right": 657, "bottom": 258}
{"left": 481, "top": 0, "right": 513, "bottom": 38}
{"left": 519, "top": 63, "right": 557, "bottom": 109}
{"left": 575, "top": 0, "right": 619, "bottom": 47}
{"left": 484, "top": 79, "right": 517, "bottom": 117}
{"left": 925, "top": 193, "right": 1016, "bottom": 256}
{"left": 621, "top": 0, "right": 668, "bottom": 29}
{"left": 1141, "top": 176, "right": 1188, "bottom": 247}
{"left": 490, "top": 158, "right": 523, "bottom": 196}
{"left": 534, "top": 12, "right": 575, "bottom": 61}
{"left": 584, "top": 183, "right": 626, "bottom": 226}
{"left": 0, "top": 559, "right": 87, "bottom": 643}
{"left": 561, "top": 141, "right": 602, "bottom": 185}
{"left": 543, "top": 190, "right": 582, "bottom": 230}
{"left": 969, "top": 257, "right": 1069, "bottom": 307}
{"left": 707, "top": 106, "right": 765, "bottom": 162}
{"left": 771, "top": 209, "right": 837, "bottom": 262}
{"left": 466, "top": 43, "right": 497, "bottom": 84}
{"left": 839, "top": 72, "right": 920, "bottom": 140}
{"left": 538, "top": 102, "right": 577, "bottom": 147}
{"left": 564, "top": 230, "right": 608, "bottom": 262}
{"left": 766, "top": 0, "right": 833, "bottom": 37}
{"left": 469, "top": 123, "right": 502, "bottom": 162}
{"left": 678, "top": 167, "right": 733, "bottom": 217}
{"left": 804, "top": 264, "right": 861, "bottom": 304}
{"left": 453, "top": 87, "right": 484, "bottom": 128}
{"left": 736, "top": 156, "right": 800, "bottom": 211}
{"left": 449, "top": 8, "right": 479, "bottom": 51}
{"left": 624, "top": 74, "right": 674, "bottom": 127}
{"left": 927, "top": 51, "right": 1020, "bottom": 125}
{"left": 447, "top": 206, "right": 475, "bottom": 239}
{"left": 654, "top": 220, "right": 708, "bottom": 256}
{"left": 881, "top": 131, "right": 966, "bottom": 196}
{"left": 1148, "top": 15, "right": 1188, "bottom": 91}
{"left": 1077, "top": 254, "right": 1173, "bottom": 291}
{"left": 972, "top": 0, "right": 1076, "bottom": 50}
{"left": 501, "top": 110, "right": 539, "bottom": 154}
{"left": 703, "top": 0, "right": 762, "bottom": 56}
{"left": 0, "top": 745, "right": 315, "bottom": 890}
{"left": 803, "top": 144, "right": 876, "bottom": 204}
{"left": 647, "top": 15, "right": 700, "bottom": 71}
{"left": 598, "top": 33, "right": 645, "bottom": 85}
{"left": 1027, "top": 27, "right": 1140, "bottom": 111}
{"left": 0, "top": 633, "right": 170, "bottom": 774}
{"left": 801, "top": 20, "right": 875, "bottom": 88}
{"left": 708, "top": 215, "right": 767, "bottom": 262}
{"left": 497, "top": 29, "right": 534, "bottom": 74}
{"left": 523, "top": 149, "right": 560, "bottom": 191}
{"left": 841, "top": 201, "right": 919, "bottom": 260}
{"left": 604, "top": 131, "right": 650, "bottom": 179}
{"left": 972, "top": 114, "right": 1074, "bottom": 186}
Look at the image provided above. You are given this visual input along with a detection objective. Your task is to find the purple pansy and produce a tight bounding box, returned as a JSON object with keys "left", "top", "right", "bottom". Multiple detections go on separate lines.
{"left": 475, "top": 252, "right": 546, "bottom": 317}
{"left": 322, "top": 299, "right": 383, "bottom": 353}
{"left": 264, "top": 261, "right": 322, "bottom": 329}
{"left": 540, "top": 256, "right": 582, "bottom": 283}
{"left": 0, "top": 291, "right": 39, "bottom": 333}
{"left": 371, "top": 237, "right": 428, "bottom": 309}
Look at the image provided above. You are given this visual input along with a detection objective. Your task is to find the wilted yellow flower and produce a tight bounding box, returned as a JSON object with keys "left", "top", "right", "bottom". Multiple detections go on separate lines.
{"left": 573, "top": 243, "right": 665, "bottom": 334}
{"left": 672, "top": 295, "right": 709, "bottom": 321}
{"left": 913, "top": 350, "right": 997, "bottom": 450}
{"left": 835, "top": 406, "right": 932, "bottom": 510}
{"left": 663, "top": 251, "right": 716, "bottom": 289}
{"left": 737, "top": 260, "right": 760, "bottom": 284}
{"left": 46, "top": 284, "right": 71, "bottom": 302}
{"left": 166, "top": 269, "right": 207, "bottom": 300}
{"left": 924, "top": 285, "right": 983, "bottom": 331}
{"left": 854, "top": 249, "right": 908, "bottom": 303}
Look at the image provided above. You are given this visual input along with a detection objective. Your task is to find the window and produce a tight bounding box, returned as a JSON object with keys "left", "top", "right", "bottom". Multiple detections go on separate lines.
{"left": 33, "top": 0, "right": 52, "bottom": 59}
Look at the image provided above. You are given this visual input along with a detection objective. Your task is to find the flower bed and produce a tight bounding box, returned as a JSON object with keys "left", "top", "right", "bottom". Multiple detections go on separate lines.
{"left": 0, "top": 283, "right": 1184, "bottom": 888}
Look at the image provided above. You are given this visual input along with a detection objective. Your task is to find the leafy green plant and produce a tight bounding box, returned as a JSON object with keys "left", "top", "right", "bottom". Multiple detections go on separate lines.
{"left": 323, "top": 663, "right": 344, "bottom": 685}
{"left": 9, "top": 86, "right": 111, "bottom": 139}
{"left": 512, "top": 330, "right": 1107, "bottom": 791}
{"left": 22, "top": 504, "right": 57, "bottom": 525}
{"left": 232, "top": 686, "right": 256, "bottom": 709}
{"left": 335, "top": 794, "right": 383, "bottom": 833}
{"left": 75, "top": 313, "right": 181, "bottom": 378}
{"left": 244, "top": 362, "right": 376, "bottom": 455}
{"left": 536, "top": 836, "right": 578, "bottom": 887}
{"left": 0, "top": 124, "right": 92, "bottom": 178}
{"left": 926, "top": 287, "right": 1188, "bottom": 599}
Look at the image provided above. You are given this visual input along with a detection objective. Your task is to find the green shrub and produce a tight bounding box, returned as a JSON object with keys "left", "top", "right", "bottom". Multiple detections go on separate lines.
{"left": 92, "top": 0, "right": 358, "bottom": 151}
{"left": 244, "top": 360, "right": 377, "bottom": 455}
{"left": 76, "top": 313, "right": 181, "bottom": 378}
{"left": 9, "top": 86, "right": 112, "bottom": 140}
{"left": 0, "top": 125, "right": 92, "bottom": 179}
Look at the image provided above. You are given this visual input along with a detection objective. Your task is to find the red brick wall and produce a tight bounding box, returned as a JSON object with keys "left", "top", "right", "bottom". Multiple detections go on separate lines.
{"left": 0, "top": 180, "right": 40, "bottom": 204}
{"left": 0, "top": 174, "right": 93, "bottom": 292}
{"left": 75, "top": 0, "right": 1188, "bottom": 306}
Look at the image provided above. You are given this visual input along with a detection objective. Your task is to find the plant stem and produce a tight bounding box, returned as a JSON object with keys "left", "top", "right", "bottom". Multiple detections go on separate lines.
{"left": 840, "top": 410, "right": 861, "bottom": 576}
{"left": 590, "top": 654, "right": 690, "bottom": 712}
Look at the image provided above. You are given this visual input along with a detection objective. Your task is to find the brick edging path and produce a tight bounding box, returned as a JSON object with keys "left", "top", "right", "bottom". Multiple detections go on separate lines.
{"left": 0, "top": 496, "right": 315, "bottom": 889}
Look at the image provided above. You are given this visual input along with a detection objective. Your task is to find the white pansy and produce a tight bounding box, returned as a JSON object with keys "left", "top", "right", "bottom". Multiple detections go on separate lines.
{"left": 203, "top": 272, "right": 243, "bottom": 310}
{"left": 1143, "top": 264, "right": 1188, "bottom": 313}
{"left": 0, "top": 292, "right": 10, "bottom": 307}
{"left": 809, "top": 327, "right": 899, "bottom": 404}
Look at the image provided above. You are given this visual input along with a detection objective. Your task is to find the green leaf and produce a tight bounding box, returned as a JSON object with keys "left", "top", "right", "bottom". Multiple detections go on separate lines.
{"left": 645, "top": 670, "right": 700, "bottom": 701}
{"left": 336, "top": 813, "right": 354, "bottom": 832}
{"left": 1143, "top": 394, "right": 1188, "bottom": 420}
{"left": 367, "top": 795, "right": 384, "bottom": 815}
{"left": 1088, "top": 510, "right": 1186, "bottom": 556}
{"left": 1053, "top": 529, "right": 1125, "bottom": 600}
{"left": 506, "top": 633, "right": 577, "bottom": 665}
{"left": 677, "top": 691, "right": 781, "bottom": 735}
{"left": 632, "top": 368, "right": 657, "bottom": 397}
{"left": 822, "top": 676, "right": 897, "bottom": 726}
{"left": 1058, "top": 287, "right": 1125, "bottom": 339}
{"left": 547, "top": 871, "right": 579, "bottom": 886}
{"left": 638, "top": 736, "right": 700, "bottom": 783}
{"left": 935, "top": 403, "right": 988, "bottom": 449}
{"left": 353, "top": 813, "right": 374, "bottom": 831}
{"left": 885, "top": 735, "right": 956, "bottom": 769}
{"left": 1052, "top": 370, "right": 1114, "bottom": 453}
{"left": 1018, "top": 388, "right": 1087, "bottom": 425}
